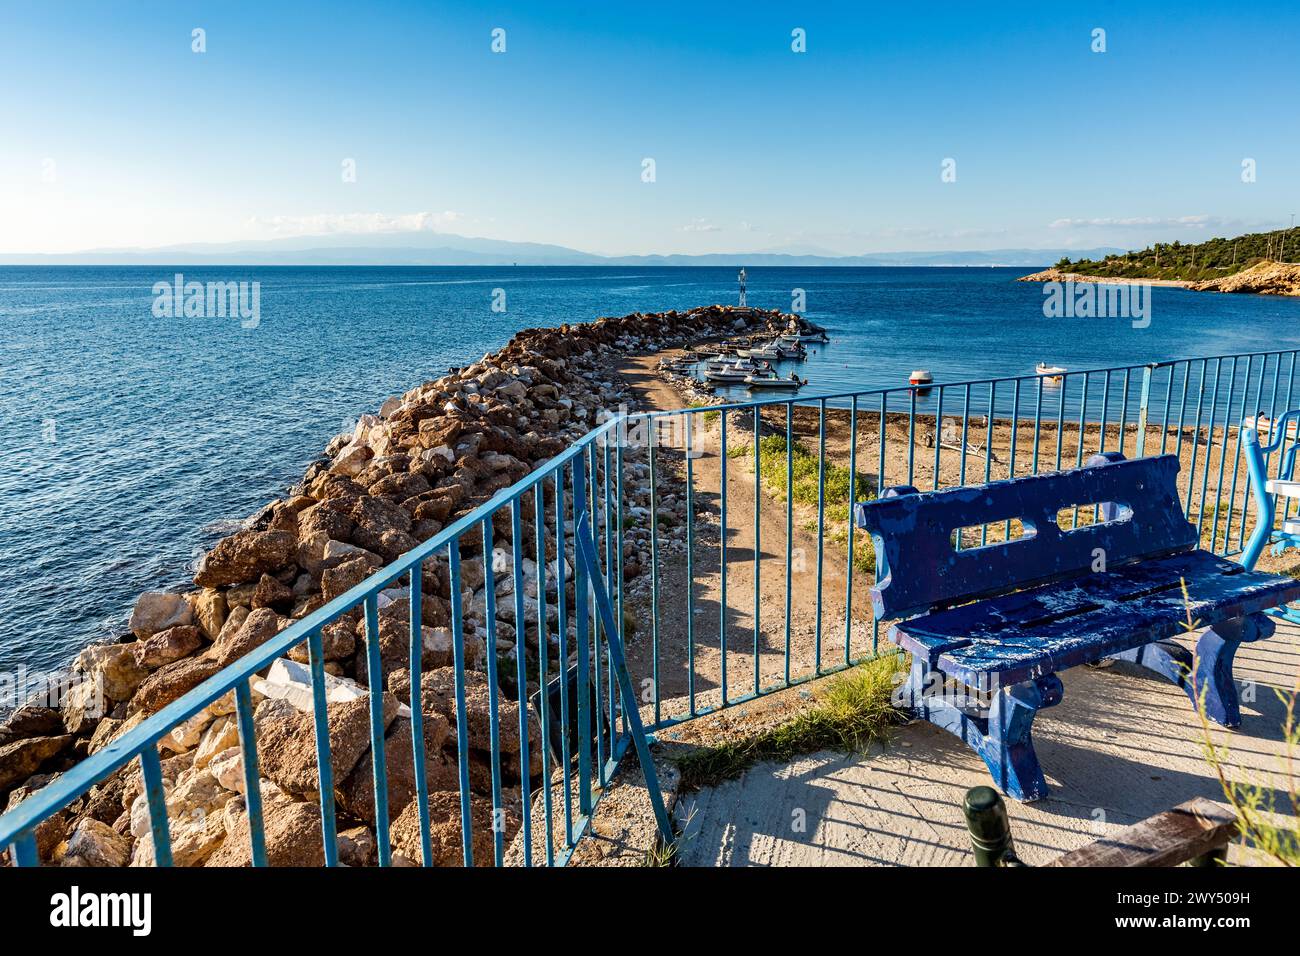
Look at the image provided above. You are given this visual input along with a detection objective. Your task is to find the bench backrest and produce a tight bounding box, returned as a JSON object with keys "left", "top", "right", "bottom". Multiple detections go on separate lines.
{"left": 854, "top": 454, "right": 1197, "bottom": 620}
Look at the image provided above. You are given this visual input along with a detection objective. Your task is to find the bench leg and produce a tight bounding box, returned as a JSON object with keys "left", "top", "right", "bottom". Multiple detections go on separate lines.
{"left": 1107, "top": 613, "right": 1272, "bottom": 729}
{"left": 902, "top": 661, "right": 1062, "bottom": 802}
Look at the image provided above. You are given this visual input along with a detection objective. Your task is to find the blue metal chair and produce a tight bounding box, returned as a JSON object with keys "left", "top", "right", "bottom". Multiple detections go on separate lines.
{"left": 1242, "top": 409, "right": 1300, "bottom": 625}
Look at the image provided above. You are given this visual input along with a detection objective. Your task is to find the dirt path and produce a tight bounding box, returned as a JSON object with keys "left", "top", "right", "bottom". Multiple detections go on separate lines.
{"left": 615, "top": 353, "right": 872, "bottom": 720}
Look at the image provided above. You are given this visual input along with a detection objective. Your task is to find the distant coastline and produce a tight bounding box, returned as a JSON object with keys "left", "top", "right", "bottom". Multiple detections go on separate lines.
{"left": 1019, "top": 259, "right": 1300, "bottom": 297}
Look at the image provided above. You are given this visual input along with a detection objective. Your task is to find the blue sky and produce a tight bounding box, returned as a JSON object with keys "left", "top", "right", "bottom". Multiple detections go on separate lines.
{"left": 2, "top": 1, "right": 1297, "bottom": 255}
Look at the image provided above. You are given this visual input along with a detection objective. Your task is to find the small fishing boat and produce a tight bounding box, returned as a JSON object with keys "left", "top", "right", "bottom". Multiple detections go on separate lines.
{"left": 1251, "top": 414, "right": 1300, "bottom": 439}
{"left": 909, "top": 369, "right": 933, "bottom": 386}
{"left": 704, "top": 363, "right": 752, "bottom": 383}
{"left": 745, "top": 370, "right": 804, "bottom": 390}
{"left": 1035, "top": 362, "right": 1067, "bottom": 381}
{"left": 740, "top": 341, "right": 784, "bottom": 361}
{"left": 781, "top": 329, "right": 828, "bottom": 344}
{"left": 776, "top": 342, "right": 807, "bottom": 360}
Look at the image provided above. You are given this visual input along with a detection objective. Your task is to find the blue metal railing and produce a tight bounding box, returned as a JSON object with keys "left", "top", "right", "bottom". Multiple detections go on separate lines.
{"left": 5, "top": 346, "right": 1300, "bottom": 867}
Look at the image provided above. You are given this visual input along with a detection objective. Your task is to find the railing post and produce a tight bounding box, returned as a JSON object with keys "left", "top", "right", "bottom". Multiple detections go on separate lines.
{"left": 1135, "top": 363, "right": 1155, "bottom": 458}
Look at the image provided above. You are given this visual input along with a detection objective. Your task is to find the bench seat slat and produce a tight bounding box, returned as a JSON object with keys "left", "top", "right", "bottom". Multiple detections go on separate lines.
{"left": 893, "top": 550, "right": 1300, "bottom": 684}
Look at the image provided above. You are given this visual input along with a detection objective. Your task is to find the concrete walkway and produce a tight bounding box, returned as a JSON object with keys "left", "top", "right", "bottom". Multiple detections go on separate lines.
{"left": 673, "top": 620, "right": 1299, "bottom": 866}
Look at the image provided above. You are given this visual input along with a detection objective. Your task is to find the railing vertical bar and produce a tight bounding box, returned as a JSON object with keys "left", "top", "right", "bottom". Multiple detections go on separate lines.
{"left": 982, "top": 382, "right": 995, "bottom": 543}
{"left": 753, "top": 404, "right": 761, "bottom": 695}
{"left": 1159, "top": 364, "right": 1175, "bottom": 455}
{"left": 11, "top": 833, "right": 37, "bottom": 867}
{"left": 1185, "top": 359, "right": 1210, "bottom": 516}
{"left": 362, "top": 593, "right": 391, "bottom": 866}
{"left": 685, "top": 414, "right": 697, "bottom": 715}
{"left": 1118, "top": 367, "right": 1132, "bottom": 459}
{"left": 478, "top": 518, "right": 504, "bottom": 867}
{"left": 1006, "top": 380, "right": 1020, "bottom": 535}
{"left": 1031, "top": 376, "right": 1044, "bottom": 476}
{"left": 1278, "top": 354, "right": 1300, "bottom": 524}
{"left": 719, "top": 408, "right": 729, "bottom": 704}
{"left": 1053, "top": 375, "right": 1066, "bottom": 471}
{"left": 815, "top": 398, "right": 827, "bottom": 675}
{"left": 844, "top": 395, "right": 859, "bottom": 666}
{"left": 533, "top": 482, "right": 554, "bottom": 866}
{"left": 1073, "top": 374, "right": 1090, "bottom": 528}
{"left": 233, "top": 680, "right": 267, "bottom": 867}
{"left": 932, "top": 386, "right": 944, "bottom": 490}
{"left": 1174, "top": 361, "right": 1192, "bottom": 463}
{"left": 553, "top": 469, "right": 573, "bottom": 848}
{"left": 306, "top": 627, "right": 339, "bottom": 867}
{"left": 591, "top": 443, "right": 607, "bottom": 783}
{"left": 1195, "top": 359, "right": 1225, "bottom": 538}
{"left": 139, "top": 746, "right": 173, "bottom": 867}
{"left": 1209, "top": 357, "right": 1240, "bottom": 551}
{"left": 648, "top": 419, "right": 662, "bottom": 725}
{"left": 784, "top": 403, "right": 794, "bottom": 686}
{"left": 573, "top": 447, "right": 592, "bottom": 816}
{"left": 906, "top": 388, "right": 917, "bottom": 488}
{"left": 1225, "top": 356, "right": 1260, "bottom": 551}
{"left": 509, "top": 498, "right": 532, "bottom": 866}
{"left": 447, "top": 542, "right": 475, "bottom": 866}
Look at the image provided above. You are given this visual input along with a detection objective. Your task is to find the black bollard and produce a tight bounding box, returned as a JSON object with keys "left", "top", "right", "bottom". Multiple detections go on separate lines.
{"left": 963, "top": 786, "right": 1025, "bottom": 867}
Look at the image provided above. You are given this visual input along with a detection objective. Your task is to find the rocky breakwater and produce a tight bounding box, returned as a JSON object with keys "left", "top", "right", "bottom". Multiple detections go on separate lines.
{"left": 0, "top": 303, "right": 801, "bottom": 867}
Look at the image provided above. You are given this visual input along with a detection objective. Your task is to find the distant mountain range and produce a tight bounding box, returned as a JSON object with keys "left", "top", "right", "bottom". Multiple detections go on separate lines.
{"left": 0, "top": 231, "right": 1125, "bottom": 268}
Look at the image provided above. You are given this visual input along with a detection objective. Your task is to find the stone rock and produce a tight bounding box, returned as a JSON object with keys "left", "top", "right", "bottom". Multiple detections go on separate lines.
{"left": 87, "top": 712, "right": 145, "bottom": 755}
{"left": 132, "top": 625, "right": 203, "bottom": 670}
{"left": 330, "top": 442, "right": 372, "bottom": 477}
{"left": 75, "top": 643, "right": 149, "bottom": 702}
{"left": 417, "top": 667, "right": 540, "bottom": 757}
{"left": 209, "top": 607, "right": 281, "bottom": 668}
{"left": 0, "top": 705, "right": 64, "bottom": 745}
{"left": 193, "top": 588, "right": 228, "bottom": 641}
{"left": 0, "top": 734, "right": 73, "bottom": 791}
{"left": 207, "top": 792, "right": 325, "bottom": 867}
{"left": 337, "top": 714, "right": 455, "bottom": 825}
{"left": 253, "top": 694, "right": 400, "bottom": 798}
{"left": 322, "top": 553, "right": 383, "bottom": 602}
{"left": 194, "top": 715, "right": 240, "bottom": 768}
{"left": 129, "top": 591, "right": 194, "bottom": 639}
{"left": 4, "top": 774, "right": 67, "bottom": 861}
{"left": 337, "top": 826, "right": 375, "bottom": 867}
{"left": 129, "top": 656, "right": 223, "bottom": 716}
{"left": 193, "top": 529, "right": 296, "bottom": 589}
{"left": 251, "top": 573, "right": 294, "bottom": 610}
{"left": 130, "top": 765, "right": 234, "bottom": 867}
{"left": 62, "top": 818, "right": 132, "bottom": 868}
{"left": 389, "top": 790, "right": 517, "bottom": 866}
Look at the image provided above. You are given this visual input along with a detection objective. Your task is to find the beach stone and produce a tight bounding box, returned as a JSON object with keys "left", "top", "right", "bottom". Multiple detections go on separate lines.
{"left": 62, "top": 818, "right": 132, "bottom": 868}
{"left": 209, "top": 607, "right": 281, "bottom": 668}
{"left": 330, "top": 442, "right": 372, "bottom": 477}
{"left": 129, "top": 656, "right": 223, "bottom": 716}
{"left": 129, "top": 591, "right": 194, "bottom": 639}
{"left": 132, "top": 625, "right": 203, "bottom": 670}
{"left": 193, "top": 529, "right": 296, "bottom": 589}
{"left": 0, "top": 734, "right": 72, "bottom": 791}
{"left": 194, "top": 589, "right": 228, "bottom": 640}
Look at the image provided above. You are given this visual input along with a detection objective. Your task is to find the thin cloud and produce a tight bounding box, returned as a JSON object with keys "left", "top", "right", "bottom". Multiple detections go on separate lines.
{"left": 679, "top": 218, "right": 722, "bottom": 233}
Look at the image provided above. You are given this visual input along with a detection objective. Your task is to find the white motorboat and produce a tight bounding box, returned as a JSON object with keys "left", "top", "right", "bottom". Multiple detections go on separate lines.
{"left": 1035, "top": 362, "right": 1067, "bottom": 381}
{"left": 745, "top": 370, "right": 804, "bottom": 390}
{"left": 776, "top": 342, "right": 807, "bottom": 360}
{"left": 704, "top": 363, "right": 752, "bottom": 383}
{"left": 740, "top": 341, "right": 784, "bottom": 361}
{"left": 781, "top": 329, "right": 828, "bottom": 344}
{"left": 909, "top": 369, "right": 933, "bottom": 386}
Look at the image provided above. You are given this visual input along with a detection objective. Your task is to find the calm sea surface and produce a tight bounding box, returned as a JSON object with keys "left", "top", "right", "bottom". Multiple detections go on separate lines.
{"left": 3, "top": 265, "right": 1300, "bottom": 673}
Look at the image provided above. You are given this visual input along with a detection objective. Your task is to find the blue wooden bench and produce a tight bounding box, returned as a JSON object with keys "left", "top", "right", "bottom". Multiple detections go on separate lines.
{"left": 853, "top": 452, "right": 1300, "bottom": 802}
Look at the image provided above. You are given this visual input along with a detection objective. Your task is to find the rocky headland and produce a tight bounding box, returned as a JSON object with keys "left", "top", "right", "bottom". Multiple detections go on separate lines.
{"left": 0, "top": 303, "right": 807, "bottom": 867}
{"left": 1018, "top": 259, "right": 1300, "bottom": 297}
